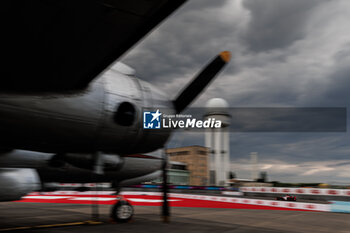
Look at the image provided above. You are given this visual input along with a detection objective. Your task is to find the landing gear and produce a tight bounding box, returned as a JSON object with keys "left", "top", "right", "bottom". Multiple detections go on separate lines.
{"left": 111, "top": 199, "right": 134, "bottom": 223}
{"left": 110, "top": 181, "right": 134, "bottom": 223}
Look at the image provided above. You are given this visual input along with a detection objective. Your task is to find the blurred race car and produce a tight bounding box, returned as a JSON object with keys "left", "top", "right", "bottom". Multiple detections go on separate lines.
{"left": 276, "top": 194, "right": 296, "bottom": 201}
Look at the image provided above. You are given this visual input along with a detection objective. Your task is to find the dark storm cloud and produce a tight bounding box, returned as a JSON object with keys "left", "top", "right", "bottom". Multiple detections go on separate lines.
{"left": 122, "top": 0, "right": 242, "bottom": 93}
{"left": 176, "top": 0, "right": 228, "bottom": 11}
{"left": 168, "top": 130, "right": 350, "bottom": 182}
{"left": 229, "top": 108, "right": 346, "bottom": 132}
{"left": 330, "top": 161, "right": 350, "bottom": 167}
{"left": 298, "top": 42, "right": 350, "bottom": 107}
{"left": 241, "top": 0, "right": 327, "bottom": 52}
{"left": 321, "top": 45, "right": 350, "bottom": 106}
{"left": 229, "top": 133, "right": 350, "bottom": 162}
{"left": 181, "top": 107, "right": 346, "bottom": 132}
{"left": 119, "top": 0, "right": 350, "bottom": 183}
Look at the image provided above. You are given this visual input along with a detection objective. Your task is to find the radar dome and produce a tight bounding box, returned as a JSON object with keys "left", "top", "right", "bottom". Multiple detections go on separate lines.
{"left": 205, "top": 98, "right": 230, "bottom": 126}
{"left": 206, "top": 98, "right": 229, "bottom": 109}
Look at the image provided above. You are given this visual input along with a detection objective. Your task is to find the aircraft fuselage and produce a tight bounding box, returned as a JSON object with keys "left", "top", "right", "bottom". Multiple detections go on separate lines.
{"left": 0, "top": 66, "right": 173, "bottom": 155}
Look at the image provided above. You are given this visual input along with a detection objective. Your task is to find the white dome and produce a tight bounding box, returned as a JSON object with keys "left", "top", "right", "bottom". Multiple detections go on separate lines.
{"left": 206, "top": 98, "right": 229, "bottom": 109}
{"left": 205, "top": 98, "right": 230, "bottom": 125}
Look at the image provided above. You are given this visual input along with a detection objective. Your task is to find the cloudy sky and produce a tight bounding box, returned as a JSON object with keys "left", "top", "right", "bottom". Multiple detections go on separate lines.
{"left": 121, "top": 0, "right": 350, "bottom": 183}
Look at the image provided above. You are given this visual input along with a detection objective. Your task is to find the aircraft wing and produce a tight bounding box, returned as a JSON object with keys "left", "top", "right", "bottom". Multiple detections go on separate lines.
{"left": 1, "top": 0, "right": 186, "bottom": 92}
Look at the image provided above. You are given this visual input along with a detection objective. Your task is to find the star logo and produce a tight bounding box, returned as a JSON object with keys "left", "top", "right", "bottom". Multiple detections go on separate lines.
{"left": 151, "top": 109, "right": 162, "bottom": 122}
{"left": 143, "top": 109, "right": 162, "bottom": 129}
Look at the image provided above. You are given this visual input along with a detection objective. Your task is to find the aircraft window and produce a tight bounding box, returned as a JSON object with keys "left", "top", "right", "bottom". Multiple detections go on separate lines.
{"left": 114, "top": 102, "right": 136, "bottom": 126}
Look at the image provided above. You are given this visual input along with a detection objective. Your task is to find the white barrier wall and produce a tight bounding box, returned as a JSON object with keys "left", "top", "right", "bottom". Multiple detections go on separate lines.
{"left": 240, "top": 187, "right": 350, "bottom": 196}
{"left": 30, "top": 191, "right": 330, "bottom": 212}
{"left": 168, "top": 193, "right": 330, "bottom": 212}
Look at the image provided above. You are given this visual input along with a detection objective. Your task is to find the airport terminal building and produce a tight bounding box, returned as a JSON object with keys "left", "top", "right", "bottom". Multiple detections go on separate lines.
{"left": 167, "top": 146, "right": 209, "bottom": 186}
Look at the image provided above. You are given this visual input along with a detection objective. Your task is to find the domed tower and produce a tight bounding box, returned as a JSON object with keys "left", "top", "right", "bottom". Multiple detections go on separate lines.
{"left": 205, "top": 98, "right": 231, "bottom": 186}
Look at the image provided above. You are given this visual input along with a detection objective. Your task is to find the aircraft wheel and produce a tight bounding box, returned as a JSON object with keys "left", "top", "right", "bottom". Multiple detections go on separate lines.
{"left": 111, "top": 200, "right": 134, "bottom": 223}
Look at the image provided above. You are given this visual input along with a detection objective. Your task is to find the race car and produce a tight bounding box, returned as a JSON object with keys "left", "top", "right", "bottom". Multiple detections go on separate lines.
{"left": 276, "top": 194, "right": 297, "bottom": 201}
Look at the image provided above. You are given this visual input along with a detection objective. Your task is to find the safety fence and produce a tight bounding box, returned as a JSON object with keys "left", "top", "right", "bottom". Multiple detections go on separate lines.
{"left": 240, "top": 187, "right": 350, "bottom": 196}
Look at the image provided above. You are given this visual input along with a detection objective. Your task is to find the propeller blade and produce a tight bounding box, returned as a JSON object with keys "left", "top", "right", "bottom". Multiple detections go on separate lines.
{"left": 173, "top": 51, "right": 231, "bottom": 113}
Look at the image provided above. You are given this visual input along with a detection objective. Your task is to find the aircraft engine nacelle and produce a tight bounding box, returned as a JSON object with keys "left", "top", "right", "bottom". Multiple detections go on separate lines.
{"left": 0, "top": 168, "right": 41, "bottom": 201}
{"left": 98, "top": 67, "right": 174, "bottom": 154}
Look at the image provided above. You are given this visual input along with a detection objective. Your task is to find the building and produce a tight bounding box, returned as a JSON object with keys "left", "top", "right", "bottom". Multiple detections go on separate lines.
{"left": 205, "top": 98, "right": 231, "bottom": 186}
{"left": 168, "top": 161, "right": 190, "bottom": 185}
{"left": 167, "top": 145, "right": 209, "bottom": 186}
{"left": 152, "top": 161, "right": 190, "bottom": 185}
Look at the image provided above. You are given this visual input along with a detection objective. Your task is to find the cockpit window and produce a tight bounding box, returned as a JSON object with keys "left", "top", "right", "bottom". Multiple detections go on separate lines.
{"left": 114, "top": 102, "right": 136, "bottom": 126}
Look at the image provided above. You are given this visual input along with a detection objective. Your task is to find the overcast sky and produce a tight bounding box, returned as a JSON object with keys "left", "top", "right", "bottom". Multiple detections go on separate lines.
{"left": 121, "top": 0, "right": 350, "bottom": 183}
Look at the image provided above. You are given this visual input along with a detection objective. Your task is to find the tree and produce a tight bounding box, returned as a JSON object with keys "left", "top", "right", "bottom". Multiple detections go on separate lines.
{"left": 257, "top": 171, "right": 268, "bottom": 182}
{"left": 229, "top": 171, "right": 236, "bottom": 179}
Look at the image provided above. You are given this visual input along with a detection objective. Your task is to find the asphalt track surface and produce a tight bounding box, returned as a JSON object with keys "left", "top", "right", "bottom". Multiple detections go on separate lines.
{"left": 0, "top": 192, "right": 349, "bottom": 233}
{"left": 1, "top": 202, "right": 350, "bottom": 233}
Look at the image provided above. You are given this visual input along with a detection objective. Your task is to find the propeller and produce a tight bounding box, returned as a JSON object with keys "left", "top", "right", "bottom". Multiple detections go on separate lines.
{"left": 161, "top": 51, "right": 231, "bottom": 222}
{"left": 173, "top": 51, "right": 231, "bottom": 113}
